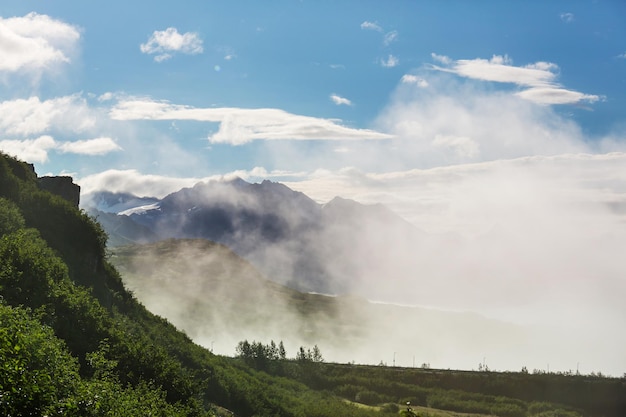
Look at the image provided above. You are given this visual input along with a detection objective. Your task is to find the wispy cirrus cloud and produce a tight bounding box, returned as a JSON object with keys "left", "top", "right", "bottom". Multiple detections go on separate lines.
{"left": 383, "top": 30, "right": 398, "bottom": 46}
{"left": 559, "top": 12, "right": 575, "bottom": 23}
{"left": 140, "top": 27, "right": 203, "bottom": 62}
{"left": 0, "top": 12, "right": 80, "bottom": 78}
{"left": 330, "top": 94, "right": 352, "bottom": 106}
{"left": 430, "top": 53, "right": 602, "bottom": 105}
{"left": 110, "top": 98, "right": 390, "bottom": 145}
{"left": 360, "top": 21, "right": 399, "bottom": 49}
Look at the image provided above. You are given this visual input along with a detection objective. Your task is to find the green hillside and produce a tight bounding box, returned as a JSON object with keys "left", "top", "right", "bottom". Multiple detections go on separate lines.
{"left": 1, "top": 152, "right": 624, "bottom": 417}
{"left": 0, "top": 153, "right": 379, "bottom": 416}
{"left": 111, "top": 238, "right": 365, "bottom": 352}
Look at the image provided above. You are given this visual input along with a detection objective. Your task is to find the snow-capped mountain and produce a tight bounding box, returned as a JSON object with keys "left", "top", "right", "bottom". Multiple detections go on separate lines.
{"left": 84, "top": 178, "right": 446, "bottom": 300}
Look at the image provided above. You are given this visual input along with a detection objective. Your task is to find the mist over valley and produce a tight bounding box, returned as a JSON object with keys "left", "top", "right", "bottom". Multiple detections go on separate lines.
{"left": 86, "top": 178, "right": 624, "bottom": 375}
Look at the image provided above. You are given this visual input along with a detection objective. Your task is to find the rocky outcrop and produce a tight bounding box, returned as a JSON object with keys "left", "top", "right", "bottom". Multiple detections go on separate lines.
{"left": 38, "top": 176, "right": 80, "bottom": 208}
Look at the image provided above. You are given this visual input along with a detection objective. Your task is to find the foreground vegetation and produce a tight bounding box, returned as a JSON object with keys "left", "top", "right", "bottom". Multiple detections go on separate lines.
{"left": 1, "top": 152, "right": 624, "bottom": 416}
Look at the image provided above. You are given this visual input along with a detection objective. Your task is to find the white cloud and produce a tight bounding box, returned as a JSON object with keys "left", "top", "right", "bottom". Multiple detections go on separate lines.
{"left": 380, "top": 54, "right": 399, "bottom": 68}
{"left": 57, "top": 137, "right": 122, "bottom": 155}
{"left": 0, "top": 12, "right": 80, "bottom": 76}
{"left": 0, "top": 135, "right": 122, "bottom": 163}
{"left": 515, "top": 87, "right": 603, "bottom": 105}
{"left": 78, "top": 169, "right": 204, "bottom": 198}
{"left": 560, "top": 12, "right": 575, "bottom": 23}
{"left": 375, "top": 75, "right": 591, "bottom": 166}
{"left": 284, "top": 153, "right": 626, "bottom": 233}
{"left": 431, "top": 52, "right": 452, "bottom": 65}
{"left": 0, "top": 95, "right": 96, "bottom": 136}
{"left": 218, "top": 45, "right": 237, "bottom": 61}
{"left": 97, "top": 92, "right": 115, "bottom": 102}
{"left": 383, "top": 30, "right": 398, "bottom": 46}
{"left": 432, "top": 134, "right": 479, "bottom": 158}
{"left": 431, "top": 53, "right": 601, "bottom": 105}
{"left": 78, "top": 167, "right": 307, "bottom": 198}
{"left": 438, "top": 54, "right": 555, "bottom": 86}
{"left": 110, "top": 98, "right": 391, "bottom": 144}
{"left": 140, "top": 27, "right": 203, "bottom": 62}
{"left": 401, "top": 74, "right": 428, "bottom": 88}
{"left": 361, "top": 22, "right": 399, "bottom": 49}
{"left": 360, "top": 21, "right": 382, "bottom": 32}
{"left": 0, "top": 135, "right": 57, "bottom": 163}
{"left": 330, "top": 94, "right": 352, "bottom": 106}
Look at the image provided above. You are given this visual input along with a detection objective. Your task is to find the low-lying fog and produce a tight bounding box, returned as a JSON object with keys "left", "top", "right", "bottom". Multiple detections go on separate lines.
{"left": 88, "top": 72, "right": 626, "bottom": 377}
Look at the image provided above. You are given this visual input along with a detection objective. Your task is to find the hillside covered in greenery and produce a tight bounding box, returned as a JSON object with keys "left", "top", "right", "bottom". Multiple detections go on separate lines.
{"left": 0, "top": 153, "right": 381, "bottom": 416}
{"left": 1, "top": 152, "right": 625, "bottom": 417}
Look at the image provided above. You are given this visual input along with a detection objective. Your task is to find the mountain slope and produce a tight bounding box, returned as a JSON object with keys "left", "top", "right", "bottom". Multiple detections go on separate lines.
{"left": 90, "top": 208, "right": 159, "bottom": 246}
{"left": 111, "top": 238, "right": 536, "bottom": 370}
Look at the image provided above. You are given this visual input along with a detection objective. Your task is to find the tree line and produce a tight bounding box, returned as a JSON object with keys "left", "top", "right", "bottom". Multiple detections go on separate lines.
{"left": 235, "top": 339, "right": 323, "bottom": 372}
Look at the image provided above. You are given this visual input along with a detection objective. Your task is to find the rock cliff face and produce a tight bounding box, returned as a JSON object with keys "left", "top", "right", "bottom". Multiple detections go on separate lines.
{"left": 38, "top": 176, "right": 81, "bottom": 208}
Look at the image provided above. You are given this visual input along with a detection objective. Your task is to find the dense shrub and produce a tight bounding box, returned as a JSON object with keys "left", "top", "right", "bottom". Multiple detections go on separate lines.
{"left": 355, "top": 389, "right": 387, "bottom": 405}
{"left": 0, "top": 304, "right": 81, "bottom": 416}
{"left": 0, "top": 228, "right": 68, "bottom": 309}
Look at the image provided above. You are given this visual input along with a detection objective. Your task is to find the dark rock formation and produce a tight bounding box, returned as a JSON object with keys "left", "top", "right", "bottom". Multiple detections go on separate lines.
{"left": 38, "top": 176, "right": 80, "bottom": 208}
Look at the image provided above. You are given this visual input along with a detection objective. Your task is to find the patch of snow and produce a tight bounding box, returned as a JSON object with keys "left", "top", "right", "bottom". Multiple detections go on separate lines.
{"left": 119, "top": 202, "right": 161, "bottom": 216}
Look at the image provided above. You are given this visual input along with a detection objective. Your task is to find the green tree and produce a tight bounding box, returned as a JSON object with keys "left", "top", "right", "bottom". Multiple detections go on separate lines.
{"left": 312, "top": 344, "right": 323, "bottom": 363}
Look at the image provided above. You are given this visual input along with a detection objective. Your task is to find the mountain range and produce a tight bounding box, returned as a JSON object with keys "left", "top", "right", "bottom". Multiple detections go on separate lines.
{"left": 84, "top": 178, "right": 448, "bottom": 299}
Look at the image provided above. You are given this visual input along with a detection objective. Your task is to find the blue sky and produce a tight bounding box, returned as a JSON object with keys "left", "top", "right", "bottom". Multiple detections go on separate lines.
{"left": 1, "top": 1, "right": 625, "bottom": 183}
{"left": 1, "top": 1, "right": 626, "bottom": 374}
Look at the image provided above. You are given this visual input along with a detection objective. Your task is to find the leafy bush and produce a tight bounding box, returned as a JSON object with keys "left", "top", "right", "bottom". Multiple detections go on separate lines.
{"left": 355, "top": 389, "right": 386, "bottom": 405}
{"left": 0, "top": 198, "right": 24, "bottom": 237}
{"left": 0, "top": 228, "right": 69, "bottom": 309}
{"left": 0, "top": 304, "right": 81, "bottom": 416}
